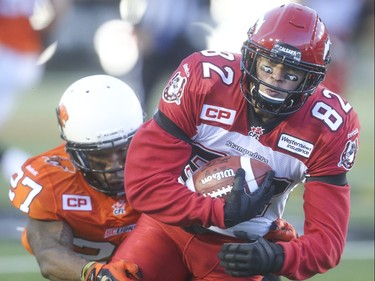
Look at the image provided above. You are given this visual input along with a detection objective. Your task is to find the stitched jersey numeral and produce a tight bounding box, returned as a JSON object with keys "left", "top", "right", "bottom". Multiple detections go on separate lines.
{"left": 311, "top": 89, "right": 352, "bottom": 131}
{"left": 201, "top": 50, "right": 235, "bottom": 86}
{"left": 9, "top": 169, "right": 43, "bottom": 214}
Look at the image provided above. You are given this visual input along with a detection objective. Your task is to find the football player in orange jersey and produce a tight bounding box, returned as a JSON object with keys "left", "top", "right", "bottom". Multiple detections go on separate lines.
{"left": 9, "top": 75, "right": 143, "bottom": 281}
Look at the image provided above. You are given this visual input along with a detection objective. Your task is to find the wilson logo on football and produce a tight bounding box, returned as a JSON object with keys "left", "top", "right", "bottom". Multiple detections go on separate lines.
{"left": 185, "top": 156, "right": 272, "bottom": 200}
{"left": 200, "top": 168, "right": 235, "bottom": 184}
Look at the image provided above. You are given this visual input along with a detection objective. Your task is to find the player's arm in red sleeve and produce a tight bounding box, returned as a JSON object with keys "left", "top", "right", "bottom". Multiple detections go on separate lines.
{"left": 219, "top": 104, "right": 361, "bottom": 279}
{"left": 125, "top": 119, "right": 226, "bottom": 228}
{"left": 279, "top": 180, "right": 350, "bottom": 280}
{"left": 279, "top": 109, "right": 360, "bottom": 279}
{"left": 125, "top": 52, "right": 227, "bottom": 228}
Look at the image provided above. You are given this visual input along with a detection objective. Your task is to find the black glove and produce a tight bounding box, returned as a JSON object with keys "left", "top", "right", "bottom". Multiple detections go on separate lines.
{"left": 218, "top": 232, "right": 284, "bottom": 277}
{"left": 224, "top": 168, "right": 275, "bottom": 228}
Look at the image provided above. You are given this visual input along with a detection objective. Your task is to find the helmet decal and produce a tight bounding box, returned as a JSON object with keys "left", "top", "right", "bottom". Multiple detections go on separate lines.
{"left": 253, "top": 18, "right": 265, "bottom": 35}
{"left": 57, "top": 104, "right": 69, "bottom": 128}
{"left": 270, "top": 43, "right": 302, "bottom": 64}
{"left": 323, "top": 38, "right": 332, "bottom": 63}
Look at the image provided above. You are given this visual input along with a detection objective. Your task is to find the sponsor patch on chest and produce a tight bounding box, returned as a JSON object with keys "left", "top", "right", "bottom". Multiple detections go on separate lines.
{"left": 62, "top": 195, "right": 92, "bottom": 211}
{"left": 200, "top": 104, "right": 236, "bottom": 125}
{"left": 277, "top": 134, "right": 314, "bottom": 158}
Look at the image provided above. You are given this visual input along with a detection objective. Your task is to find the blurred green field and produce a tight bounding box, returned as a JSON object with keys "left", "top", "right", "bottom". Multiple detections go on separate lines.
{"left": 0, "top": 30, "right": 373, "bottom": 281}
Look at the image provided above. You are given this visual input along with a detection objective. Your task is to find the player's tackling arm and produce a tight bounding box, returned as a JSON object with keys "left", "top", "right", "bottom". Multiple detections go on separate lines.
{"left": 278, "top": 180, "right": 351, "bottom": 280}
{"left": 26, "top": 218, "right": 88, "bottom": 281}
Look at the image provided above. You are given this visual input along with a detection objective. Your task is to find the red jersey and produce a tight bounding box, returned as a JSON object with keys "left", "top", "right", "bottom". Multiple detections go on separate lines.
{"left": 125, "top": 51, "right": 360, "bottom": 279}
{"left": 9, "top": 144, "right": 140, "bottom": 262}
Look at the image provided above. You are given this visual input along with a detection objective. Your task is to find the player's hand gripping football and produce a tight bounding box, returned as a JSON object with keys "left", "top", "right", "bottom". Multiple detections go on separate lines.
{"left": 80, "top": 260, "right": 142, "bottom": 281}
{"left": 224, "top": 168, "right": 275, "bottom": 228}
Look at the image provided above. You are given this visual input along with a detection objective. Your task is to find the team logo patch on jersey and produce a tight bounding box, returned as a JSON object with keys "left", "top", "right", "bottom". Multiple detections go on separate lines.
{"left": 43, "top": 156, "right": 75, "bottom": 173}
{"left": 162, "top": 72, "right": 187, "bottom": 105}
{"left": 338, "top": 138, "right": 358, "bottom": 170}
{"left": 62, "top": 195, "right": 92, "bottom": 211}
{"left": 112, "top": 200, "right": 126, "bottom": 216}
{"left": 200, "top": 104, "right": 236, "bottom": 125}
{"left": 248, "top": 126, "right": 264, "bottom": 140}
{"left": 277, "top": 134, "right": 314, "bottom": 158}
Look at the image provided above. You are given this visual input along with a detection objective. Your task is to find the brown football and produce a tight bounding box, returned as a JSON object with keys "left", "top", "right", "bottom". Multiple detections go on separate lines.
{"left": 185, "top": 156, "right": 272, "bottom": 199}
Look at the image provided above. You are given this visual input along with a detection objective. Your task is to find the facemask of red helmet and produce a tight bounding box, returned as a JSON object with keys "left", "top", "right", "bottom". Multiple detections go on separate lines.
{"left": 240, "top": 3, "right": 331, "bottom": 116}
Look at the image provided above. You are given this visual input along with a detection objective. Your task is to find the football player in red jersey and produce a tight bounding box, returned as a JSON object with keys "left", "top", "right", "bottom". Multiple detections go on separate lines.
{"left": 9, "top": 75, "right": 143, "bottom": 281}
{"left": 111, "top": 3, "right": 359, "bottom": 281}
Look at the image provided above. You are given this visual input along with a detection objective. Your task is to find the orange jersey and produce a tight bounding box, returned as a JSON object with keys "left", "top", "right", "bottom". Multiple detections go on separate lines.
{"left": 9, "top": 144, "right": 140, "bottom": 262}
{"left": 0, "top": 0, "right": 42, "bottom": 52}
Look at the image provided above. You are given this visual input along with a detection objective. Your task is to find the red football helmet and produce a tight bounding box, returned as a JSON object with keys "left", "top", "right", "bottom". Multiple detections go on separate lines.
{"left": 240, "top": 3, "right": 331, "bottom": 115}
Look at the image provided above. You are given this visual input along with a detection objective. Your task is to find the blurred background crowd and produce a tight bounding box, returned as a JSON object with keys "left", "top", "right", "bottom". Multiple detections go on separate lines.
{"left": 0, "top": 0, "right": 374, "bottom": 278}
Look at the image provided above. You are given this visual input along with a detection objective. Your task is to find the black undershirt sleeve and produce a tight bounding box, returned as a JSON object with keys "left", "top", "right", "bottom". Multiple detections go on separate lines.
{"left": 305, "top": 173, "right": 348, "bottom": 186}
{"left": 154, "top": 110, "right": 193, "bottom": 144}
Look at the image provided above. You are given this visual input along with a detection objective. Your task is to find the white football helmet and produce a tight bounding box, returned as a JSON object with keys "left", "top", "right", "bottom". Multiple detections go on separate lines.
{"left": 56, "top": 75, "right": 144, "bottom": 196}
